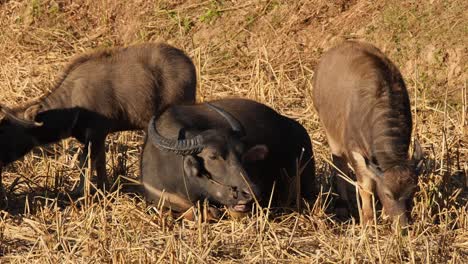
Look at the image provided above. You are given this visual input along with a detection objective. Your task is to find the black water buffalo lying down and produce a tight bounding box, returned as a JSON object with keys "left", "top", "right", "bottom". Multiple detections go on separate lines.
{"left": 140, "top": 98, "right": 315, "bottom": 217}
{"left": 0, "top": 43, "right": 196, "bottom": 198}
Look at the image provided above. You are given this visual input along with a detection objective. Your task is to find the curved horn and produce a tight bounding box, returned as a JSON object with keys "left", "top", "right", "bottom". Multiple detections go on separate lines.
{"left": 0, "top": 104, "right": 43, "bottom": 127}
{"left": 206, "top": 103, "right": 245, "bottom": 136}
{"left": 148, "top": 116, "right": 205, "bottom": 155}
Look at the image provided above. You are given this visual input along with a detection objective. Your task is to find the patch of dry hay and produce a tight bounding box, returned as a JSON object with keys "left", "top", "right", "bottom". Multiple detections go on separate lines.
{"left": 0, "top": 0, "right": 466, "bottom": 262}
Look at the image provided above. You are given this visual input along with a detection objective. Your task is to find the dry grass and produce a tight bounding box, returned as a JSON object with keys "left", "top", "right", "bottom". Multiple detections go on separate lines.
{"left": 0, "top": 0, "right": 466, "bottom": 263}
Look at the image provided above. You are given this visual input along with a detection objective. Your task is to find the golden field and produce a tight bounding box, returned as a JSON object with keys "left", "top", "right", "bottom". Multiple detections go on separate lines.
{"left": 0, "top": 0, "right": 466, "bottom": 263}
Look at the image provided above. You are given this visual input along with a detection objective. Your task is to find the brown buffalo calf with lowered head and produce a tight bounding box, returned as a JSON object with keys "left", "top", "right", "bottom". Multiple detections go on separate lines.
{"left": 312, "top": 41, "right": 423, "bottom": 227}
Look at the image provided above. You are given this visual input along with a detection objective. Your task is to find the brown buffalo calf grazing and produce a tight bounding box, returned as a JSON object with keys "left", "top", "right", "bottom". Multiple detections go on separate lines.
{"left": 0, "top": 43, "right": 196, "bottom": 200}
{"left": 312, "top": 41, "right": 422, "bottom": 227}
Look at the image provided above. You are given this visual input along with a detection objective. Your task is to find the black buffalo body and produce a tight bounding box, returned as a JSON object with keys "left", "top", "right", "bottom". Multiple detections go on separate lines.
{"left": 141, "top": 98, "right": 315, "bottom": 214}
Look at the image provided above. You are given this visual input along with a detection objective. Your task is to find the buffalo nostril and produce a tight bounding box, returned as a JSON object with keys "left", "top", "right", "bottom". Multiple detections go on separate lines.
{"left": 241, "top": 189, "right": 252, "bottom": 200}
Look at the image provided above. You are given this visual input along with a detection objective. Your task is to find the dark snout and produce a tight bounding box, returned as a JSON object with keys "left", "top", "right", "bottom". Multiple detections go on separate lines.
{"left": 228, "top": 174, "right": 261, "bottom": 212}
{"left": 396, "top": 213, "right": 410, "bottom": 230}
{"left": 389, "top": 204, "right": 410, "bottom": 229}
{"left": 382, "top": 199, "right": 410, "bottom": 228}
{"left": 233, "top": 186, "right": 254, "bottom": 201}
{"left": 237, "top": 169, "right": 262, "bottom": 201}
{"left": 230, "top": 189, "right": 252, "bottom": 212}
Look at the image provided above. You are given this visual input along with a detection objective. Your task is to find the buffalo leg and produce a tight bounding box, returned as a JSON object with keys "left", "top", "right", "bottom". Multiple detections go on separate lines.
{"left": 351, "top": 152, "right": 375, "bottom": 225}
{"left": 327, "top": 133, "right": 355, "bottom": 217}
{"left": 72, "top": 142, "right": 90, "bottom": 195}
{"left": 356, "top": 170, "right": 375, "bottom": 225}
{"left": 331, "top": 154, "right": 354, "bottom": 218}
{"left": 0, "top": 170, "right": 7, "bottom": 207}
{"left": 73, "top": 135, "right": 107, "bottom": 194}
{"left": 332, "top": 155, "right": 351, "bottom": 203}
{"left": 299, "top": 148, "right": 316, "bottom": 207}
{"left": 90, "top": 136, "right": 107, "bottom": 190}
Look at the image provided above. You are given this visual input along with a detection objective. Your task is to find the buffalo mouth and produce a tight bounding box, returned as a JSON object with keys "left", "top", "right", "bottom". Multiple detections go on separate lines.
{"left": 229, "top": 202, "right": 251, "bottom": 213}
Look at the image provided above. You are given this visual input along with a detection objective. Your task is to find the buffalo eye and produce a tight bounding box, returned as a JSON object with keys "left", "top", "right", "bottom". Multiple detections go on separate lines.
{"left": 234, "top": 144, "right": 245, "bottom": 156}
{"left": 384, "top": 192, "right": 394, "bottom": 200}
{"left": 208, "top": 153, "right": 218, "bottom": 160}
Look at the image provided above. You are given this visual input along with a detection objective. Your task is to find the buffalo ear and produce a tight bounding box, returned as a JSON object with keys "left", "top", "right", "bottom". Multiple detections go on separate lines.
{"left": 243, "top": 144, "right": 269, "bottom": 163}
{"left": 183, "top": 155, "right": 201, "bottom": 177}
